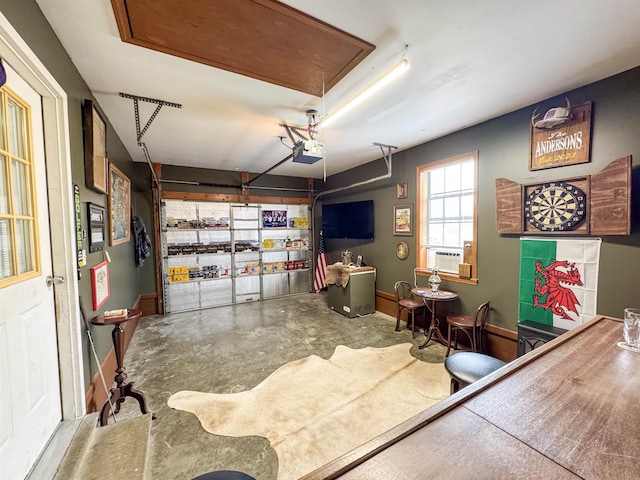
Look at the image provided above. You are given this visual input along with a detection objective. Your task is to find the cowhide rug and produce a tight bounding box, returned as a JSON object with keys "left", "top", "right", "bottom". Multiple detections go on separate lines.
{"left": 168, "top": 343, "right": 449, "bottom": 480}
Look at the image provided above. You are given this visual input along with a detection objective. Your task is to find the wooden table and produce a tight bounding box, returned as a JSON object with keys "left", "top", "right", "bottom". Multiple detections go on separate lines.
{"left": 302, "top": 315, "right": 640, "bottom": 479}
{"left": 411, "top": 288, "right": 458, "bottom": 349}
{"left": 91, "top": 308, "right": 152, "bottom": 426}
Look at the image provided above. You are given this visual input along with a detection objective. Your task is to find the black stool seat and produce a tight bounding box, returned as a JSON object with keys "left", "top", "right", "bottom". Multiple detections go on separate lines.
{"left": 192, "top": 471, "right": 256, "bottom": 480}
{"left": 444, "top": 351, "right": 507, "bottom": 394}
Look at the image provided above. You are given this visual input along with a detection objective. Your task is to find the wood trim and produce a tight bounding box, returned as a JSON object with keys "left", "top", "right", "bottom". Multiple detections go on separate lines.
{"left": 307, "top": 177, "right": 314, "bottom": 203}
{"left": 161, "top": 190, "right": 310, "bottom": 205}
{"left": 110, "top": 0, "right": 374, "bottom": 97}
{"left": 589, "top": 155, "right": 632, "bottom": 235}
{"left": 85, "top": 295, "right": 146, "bottom": 412}
{"left": 140, "top": 292, "right": 158, "bottom": 317}
{"left": 415, "top": 151, "right": 479, "bottom": 284}
{"left": 152, "top": 162, "right": 164, "bottom": 315}
{"left": 375, "top": 290, "right": 397, "bottom": 318}
{"left": 484, "top": 323, "right": 518, "bottom": 362}
{"left": 241, "top": 171, "right": 249, "bottom": 196}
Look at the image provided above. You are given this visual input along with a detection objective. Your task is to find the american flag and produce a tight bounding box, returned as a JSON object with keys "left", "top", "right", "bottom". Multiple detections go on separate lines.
{"left": 314, "top": 230, "right": 328, "bottom": 292}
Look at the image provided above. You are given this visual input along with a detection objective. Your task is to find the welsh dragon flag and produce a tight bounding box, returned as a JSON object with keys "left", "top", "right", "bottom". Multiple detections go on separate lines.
{"left": 519, "top": 238, "right": 601, "bottom": 330}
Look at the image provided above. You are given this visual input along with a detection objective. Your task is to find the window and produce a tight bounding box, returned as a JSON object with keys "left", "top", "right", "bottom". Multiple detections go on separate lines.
{"left": 417, "top": 151, "right": 477, "bottom": 284}
{"left": 0, "top": 86, "right": 39, "bottom": 287}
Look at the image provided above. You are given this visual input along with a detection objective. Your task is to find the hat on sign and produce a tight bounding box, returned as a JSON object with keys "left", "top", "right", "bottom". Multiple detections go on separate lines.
{"left": 532, "top": 97, "right": 573, "bottom": 129}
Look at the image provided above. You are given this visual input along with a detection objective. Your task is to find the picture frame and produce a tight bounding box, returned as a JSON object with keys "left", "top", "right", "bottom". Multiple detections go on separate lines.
{"left": 87, "top": 202, "right": 106, "bottom": 253}
{"left": 396, "top": 182, "right": 408, "bottom": 199}
{"left": 82, "top": 99, "right": 108, "bottom": 194}
{"left": 396, "top": 241, "right": 409, "bottom": 260}
{"left": 108, "top": 162, "right": 131, "bottom": 245}
{"left": 393, "top": 204, "right": 413, "bottom": 236}
{"left": 90, "top": 261, "right": 110, "bottom": 310}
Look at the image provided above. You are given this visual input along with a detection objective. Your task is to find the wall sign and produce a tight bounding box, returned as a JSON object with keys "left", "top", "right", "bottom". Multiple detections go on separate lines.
{"left": 262, "top": 209, "right": 287, "bottom": 228}
{"left": 529, "top": 100, "right": 592, "bottom": 171}
{"left": 74, "top": 184, "right": 85, "bottom": 267}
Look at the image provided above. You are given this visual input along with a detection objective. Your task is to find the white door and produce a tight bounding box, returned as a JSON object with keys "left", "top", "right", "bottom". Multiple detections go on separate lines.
{"left": 0, "top": 62, "right": 62, "bottom": 479}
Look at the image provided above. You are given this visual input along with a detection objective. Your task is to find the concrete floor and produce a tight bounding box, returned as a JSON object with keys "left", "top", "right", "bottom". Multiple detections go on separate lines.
{"left": 118, "top": 292, "right": 448, "bottom": 479}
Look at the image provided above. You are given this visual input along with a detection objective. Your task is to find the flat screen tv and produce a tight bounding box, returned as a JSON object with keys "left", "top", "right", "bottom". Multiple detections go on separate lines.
{"left": 322, "top": 200, "right": 374, "bottom": 239}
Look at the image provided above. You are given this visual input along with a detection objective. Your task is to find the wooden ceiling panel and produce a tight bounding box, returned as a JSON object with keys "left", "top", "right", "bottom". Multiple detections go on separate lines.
{"left": 111, "top": 0, "right": 375, "bottom": 96}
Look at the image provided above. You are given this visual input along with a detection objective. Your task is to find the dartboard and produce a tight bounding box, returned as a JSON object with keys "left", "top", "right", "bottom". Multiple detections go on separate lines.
{"left": 525, "top": 181, "right": 586, "bottom": 231}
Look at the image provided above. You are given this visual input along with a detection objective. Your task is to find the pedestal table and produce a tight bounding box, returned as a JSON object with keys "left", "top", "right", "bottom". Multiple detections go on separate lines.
{"left": 91, "top": 308, "right": 151, "bottom": 426}
{"left": 411, "top": 288, "right": 459, "bottom": 349}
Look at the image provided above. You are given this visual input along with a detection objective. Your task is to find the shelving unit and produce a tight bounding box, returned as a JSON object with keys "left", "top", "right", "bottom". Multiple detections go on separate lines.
{"left": 161, "top": 200, "right": 311, "bottom": 313}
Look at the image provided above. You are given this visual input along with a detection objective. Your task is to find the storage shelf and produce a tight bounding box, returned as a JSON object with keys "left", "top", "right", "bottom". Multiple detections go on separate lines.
{"left": 262, "top": 226, "right": 309, "bottom": 230}
{"left": 165, "top": 252, "right": 231, "bottom": 259}
{"left": 262, "top": 248, "right": 309, "bottom": 253}
{"left": 167, "top": 276, "right": 232, "bottom": 284}
{"left": 165, "top": 227, "right": 230, "bottom": 232}
{"left": 263, "top": 268, "right": 310, "bottom": 275}
{"left": 161, "top": 200, "right": 312, "bottom": 313}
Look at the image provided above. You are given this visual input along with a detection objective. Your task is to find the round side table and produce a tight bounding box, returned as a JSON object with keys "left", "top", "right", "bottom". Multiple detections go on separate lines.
{"left": 91, "top": 308, "right": 152, "bottom": 426}
{"left": 411, "top": 288, "right": 459, "bottom": 349}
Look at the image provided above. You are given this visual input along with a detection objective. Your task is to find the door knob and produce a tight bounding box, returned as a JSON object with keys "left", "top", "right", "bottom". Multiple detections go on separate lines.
{"left": 46, "top": 275, "right": 65, "bottom": 287}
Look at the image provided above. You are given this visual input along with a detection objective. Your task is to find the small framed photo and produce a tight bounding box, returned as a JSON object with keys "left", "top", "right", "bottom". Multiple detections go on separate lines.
{"left": 396, "top": 182, "right": 408, "bottom": 199}
{"left": 90, "top": 261, "right": 110, "bottom": 310}
{"left": 393, "top": 204, "right": 413, "bottom": 236}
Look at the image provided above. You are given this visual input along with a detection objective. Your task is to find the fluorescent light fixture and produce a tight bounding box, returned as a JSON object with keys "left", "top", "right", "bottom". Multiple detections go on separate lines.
{"left": 317, "top": 58, "right": 409, "bottom": 128}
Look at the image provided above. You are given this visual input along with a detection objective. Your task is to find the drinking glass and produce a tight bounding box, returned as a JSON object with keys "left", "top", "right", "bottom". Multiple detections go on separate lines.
{"left": 623, "top": 308, "right": 640, "bottom": 350}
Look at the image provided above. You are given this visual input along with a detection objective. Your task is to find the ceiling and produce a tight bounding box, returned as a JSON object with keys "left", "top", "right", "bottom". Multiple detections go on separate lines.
{"left": 35, "top": 0, "right": 640, "bottom": 180}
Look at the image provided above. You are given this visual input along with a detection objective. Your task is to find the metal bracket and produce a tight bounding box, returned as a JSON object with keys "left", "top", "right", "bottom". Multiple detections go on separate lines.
{"left": 373, "top": 142, "right": 398, "bottom": 173}
{"left": 279, "top": 122, "right": 310, "bottom": 143}
{"left": 119, "top": 92, "right": 182, "bottom": 186}
{"left": 119, "top": 92, "right": 182, "bottom": 144}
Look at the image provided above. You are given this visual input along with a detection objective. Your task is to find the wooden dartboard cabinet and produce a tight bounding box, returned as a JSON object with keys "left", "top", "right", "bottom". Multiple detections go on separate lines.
{"left": 495, "top": 156, "right": 631, "bottom": 235}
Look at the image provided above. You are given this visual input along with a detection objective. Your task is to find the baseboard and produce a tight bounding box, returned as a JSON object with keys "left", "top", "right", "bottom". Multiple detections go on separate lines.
{"left": 375, "top": 290, "right": 517, "bottom": 361}
{"left": 85, "top": 295, "right": 147, "bottom": 413}
{"left": 375, "top": 290, "right": 397, "bottom": 318}
{"left": 484, "top": 323, "right": 518, "bottom": 362}
{"left": 140, "top": 292, "right": 158, "bottom": 316}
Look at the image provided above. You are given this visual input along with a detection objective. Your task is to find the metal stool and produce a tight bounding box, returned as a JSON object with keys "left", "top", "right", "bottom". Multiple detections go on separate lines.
{"left": 192, "top": 471, "right": 256, "bottom": 480}
{"left": 444, "top": 351, "right": 506, "bottom": 394}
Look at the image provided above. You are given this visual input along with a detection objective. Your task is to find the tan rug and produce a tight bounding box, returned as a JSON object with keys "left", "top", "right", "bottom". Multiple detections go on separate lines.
{"left": 168, "top": 343, "right": 450, "bottom": 480}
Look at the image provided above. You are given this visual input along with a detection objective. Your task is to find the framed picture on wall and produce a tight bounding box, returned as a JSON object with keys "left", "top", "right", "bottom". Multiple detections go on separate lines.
{"left": 108, "top": 162, "right": 131, "bottom": 246}
{"left": 90, "top": 261, "right": 110, "bottom": 310}
{"left": 393, "top": 204, "right": 413, "bottom": 236}
{"left": 82, "top": 99, "right": 108, "bottom": 194}
{"left": 87, "top": 202, "right": 106, "bottom": 253}
{"left": 396, "top": 182, "right": 408, "bottom": 199}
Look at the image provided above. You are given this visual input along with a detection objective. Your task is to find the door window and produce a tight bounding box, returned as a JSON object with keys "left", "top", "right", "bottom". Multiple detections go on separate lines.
{"left": 0, "top": 87, "right": 38, "bottom": 285}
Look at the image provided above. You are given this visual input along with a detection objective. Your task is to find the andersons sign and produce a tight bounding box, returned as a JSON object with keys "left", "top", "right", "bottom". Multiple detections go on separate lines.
{"left": 529, "top": 100, "right": 592, "bottom": 171}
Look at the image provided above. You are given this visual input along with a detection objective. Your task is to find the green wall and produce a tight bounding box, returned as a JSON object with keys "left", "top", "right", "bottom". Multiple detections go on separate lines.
{"left": 0, "top": 0, "right": 156, "bottom": 387}
{"left": 317, "top": 67, "right": 640, "bottom": 330}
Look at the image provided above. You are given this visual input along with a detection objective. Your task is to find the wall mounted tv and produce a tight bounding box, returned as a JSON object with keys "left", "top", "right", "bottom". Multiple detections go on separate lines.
{"left": 322, "top": 200, "right": 374, "bottom": 239}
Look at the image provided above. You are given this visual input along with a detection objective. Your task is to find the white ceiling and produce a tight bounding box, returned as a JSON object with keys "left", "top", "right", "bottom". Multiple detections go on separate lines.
{"left": 35, "top": 0, "right": 640, "bottom": 180}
